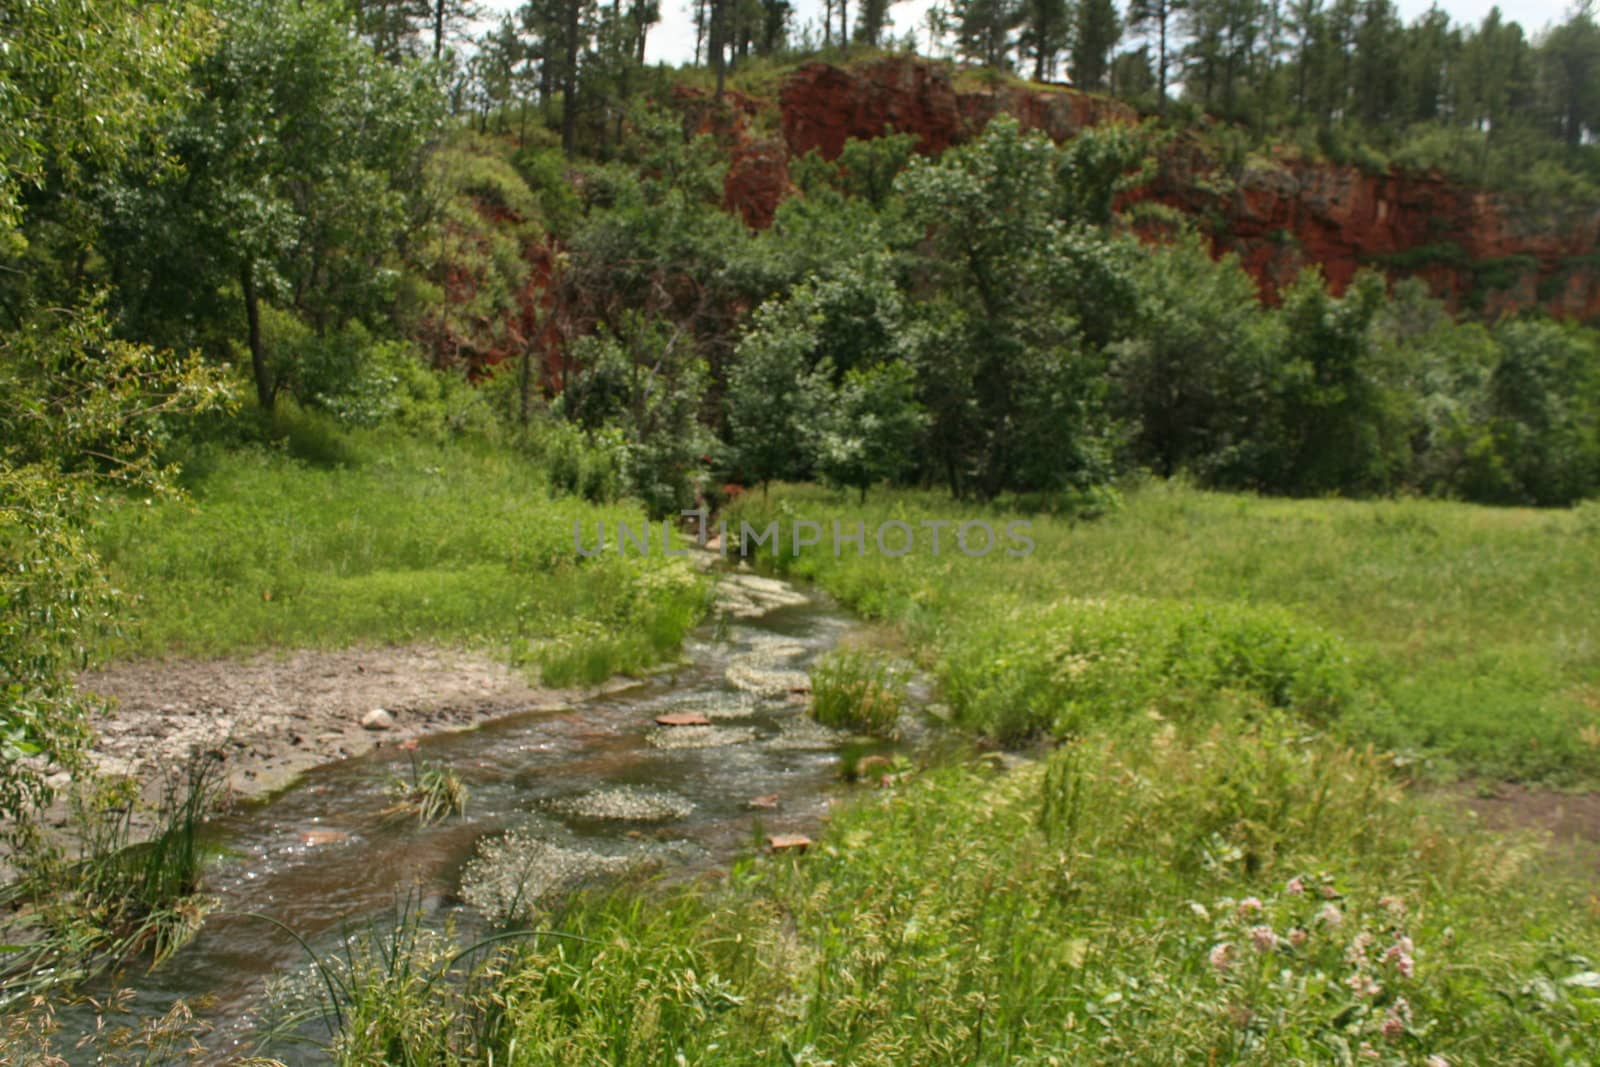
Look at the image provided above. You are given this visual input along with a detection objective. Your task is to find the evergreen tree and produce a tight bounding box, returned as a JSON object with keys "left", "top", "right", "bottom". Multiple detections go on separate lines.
{"left": 1018, "top": 0, "right": 1071, "bottom": 80}
{"left": 1128, "top": 0, "right": 1188, "bottom": 112}
{"left": 1072, "top": 0, "right": 1122, "bottom": 90}
{"left": 955, "top": 0, "right": 1023, "bottom": 67}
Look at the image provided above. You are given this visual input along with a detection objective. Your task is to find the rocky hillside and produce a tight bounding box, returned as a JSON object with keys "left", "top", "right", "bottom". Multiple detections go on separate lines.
{"left": 699, "top": 56, "right": 1600, "bottom": 320}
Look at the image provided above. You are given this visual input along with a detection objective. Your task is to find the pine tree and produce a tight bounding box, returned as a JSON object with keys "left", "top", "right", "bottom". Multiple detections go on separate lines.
{"left": 1018, "top": 0, "right": 1070, "bottom": 80}
{"left": 955, "top": 0, "right": 1022, "bottom": 68}
{"left": 1072, "top": 0, "right": 1121, "bottom": 90}
{"left": 1128, "top": 0, "right": 1188, "bottom": 112}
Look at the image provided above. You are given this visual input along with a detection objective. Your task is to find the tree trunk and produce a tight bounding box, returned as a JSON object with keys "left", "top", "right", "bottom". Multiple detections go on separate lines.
{"left": 433, "top": 0, "right": 445, "bottom": 59}
{"left": 1157, "top": 9, "right": 1168, "bottom": 115}
{"left": 561, "top": 0, "right": 581, "bottom": 155}
{"left": 520, "top": 336, "right": 534, "bottom": 426}
{"left": 712, "top": 0, "right": 726, "bottom": 100}
{"left": 241, "top": 260, "right": 272, "bottom": 411}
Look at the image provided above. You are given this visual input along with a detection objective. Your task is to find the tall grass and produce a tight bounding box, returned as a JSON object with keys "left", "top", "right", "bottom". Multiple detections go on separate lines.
{"left": 729, "top": 482, "right": 1600, "bottom": 783}
{"left": 808, "top": 649, "right": 907, "bottom": 738}
{"left": 295, "top": 714, "right": 1600, "bottom": 1065}
{"left": 90, "top": 418, "right": 710, "bottom": 685}
{"left": 274, "top": 480, "right": 1600, "bottom": 1062}
{"left": 1, "top": 752, "right": 223, "bottom": 1003}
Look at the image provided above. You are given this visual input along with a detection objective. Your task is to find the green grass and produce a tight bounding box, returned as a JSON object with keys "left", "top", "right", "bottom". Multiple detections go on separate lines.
{"left": 808, "top": 648, "right": 907, "bottom": 737}
{"left": 729, "top": 481, "right": 1600, "bottom": 784}
{"left": 297, "top": 715, "right": 1600, "bottom": 1065}
{"left": 88, "top": 426, "right": 710, "bottom": 686}
{"left": 264, "top": 478, "right": 1600, "bottom": 1065}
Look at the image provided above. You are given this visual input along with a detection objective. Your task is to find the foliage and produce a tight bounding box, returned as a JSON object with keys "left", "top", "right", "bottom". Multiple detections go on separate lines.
{"left": 733, "top": 483, "right": 1600, "bottom": 784}
{"left": 813, "top": 361, "right": 925, "bottom": 502}
{"left": 1109, "top": 234, "right": 1281, "bottom": 478}
{"left": 1, "top": 753, "right": 223, "bottom": 1002}
{"left": 559, "top": 317, "right": 713, "bottom": 518}
{"left": 385, "top": 750, "right": 470, "bottom": 826}
{"left": 897, "top": 117, "right": 1133, "bottom": 499}
{"left": 295, "top": 721, "right": 1600, "bottom": 1065}
{"left": 808, "top": 648, "right": 907, "bottom": 737}
{"left": 95, "top": 423, "right": 707, "bottom": 670}
{"left": 0, "top": 306, "right": 232, "bottom": 830}
{"left": 100, "top": 0, "right": 444, "bottom": 409}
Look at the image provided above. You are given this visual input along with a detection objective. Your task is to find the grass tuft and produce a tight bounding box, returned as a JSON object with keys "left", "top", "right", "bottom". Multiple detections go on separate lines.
{"left": 808, "top": 649, "right": 907, "bottom": 738}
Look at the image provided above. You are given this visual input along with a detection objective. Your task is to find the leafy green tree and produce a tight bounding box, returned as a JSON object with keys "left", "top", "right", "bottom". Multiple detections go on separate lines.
{"left": 1366, "top": 279, "right": 1499, "bottom": 496}
{"left": 836, "top": 132, "right": 921, "bottom": 207}
{"left": 104, "top": 0, "right": 443, "bottom": 412}
{"left": 897, "top": 117, "right": 1129, "bottom": 498}
{"left": 726, "top": 299, "right": 830, "bottom": 493}
{"left": 1265, "top": 269, "right": 1401, "bottom": 494}
{"left": 1477, "top": 321, "right": 1600, "bottom": 505}
{"left": 561, "top": 316, "right": 712, "bottom": 517}
{"left": 1109, "top": 235, "right": 1279, "bottom": 478}
{"left": 815, "top": 362, "right": 925, "bottom": 501}
{"left": 1, "top": 0, "right": 229, "bottom": 832}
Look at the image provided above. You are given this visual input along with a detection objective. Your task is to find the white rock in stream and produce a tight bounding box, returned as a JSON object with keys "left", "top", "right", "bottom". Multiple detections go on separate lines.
{"left": 646, "top": 724, "right": 759, "bottom": 750}
{"left": 550, "top": 786, "right": 694, "bottom": 822}
{"left": 360, "top": 708, "right": 394, "bottom": 731}
{"left": 714, "top": 573, "right": 811, "bottom": 618}
{"left": 461, "top": 830, "right": 630, "bottom": 926}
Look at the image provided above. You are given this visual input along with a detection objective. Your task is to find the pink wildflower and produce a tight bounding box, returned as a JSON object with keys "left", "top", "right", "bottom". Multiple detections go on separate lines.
{"left": 1384, "top": 936, "right": 1416, "bottom": 978}
{"left": 1379, "top": 894, "right": 1406, "bottom": 915}
{"left": 1249, "top": 925, "right": 1280, "bottom": 952}
{"left": 1317, "top": 903, "right": 1343, "bottom": 927}
{"left": 1288, "top": 927, "right": 1309, "bottom": 947}
{"left": 1285, "top": 876, "right": 1306, "bottom": 895}
{"left": 1209, "top": 942, "right": 1234, "bottom": 973}
{"left": 1239, "top": 896, "right": 1264, "bottom": 915}
{"left": 1382, "top": 997, "right": 1411, "bottom": 1038}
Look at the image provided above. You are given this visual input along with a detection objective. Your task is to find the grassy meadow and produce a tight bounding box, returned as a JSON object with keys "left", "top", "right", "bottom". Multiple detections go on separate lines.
{"left": 731, "top": 483, "right": 1600, "bottom": 785}
{"left": 283, "top": 482, "right": 1600, "bottom": 1066}
{"left": 88, "top": 416, "right": 709, "bottom": 687}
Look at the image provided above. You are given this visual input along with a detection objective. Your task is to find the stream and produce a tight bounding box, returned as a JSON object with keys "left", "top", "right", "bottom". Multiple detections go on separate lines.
{"left": 56, "top": 568, "right": 932, "bottom": 1062}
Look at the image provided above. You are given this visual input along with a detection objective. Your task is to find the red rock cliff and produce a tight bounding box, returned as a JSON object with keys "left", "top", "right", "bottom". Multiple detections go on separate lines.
{"left": 704, "top": 56, "right": 1600, "bottom": 320}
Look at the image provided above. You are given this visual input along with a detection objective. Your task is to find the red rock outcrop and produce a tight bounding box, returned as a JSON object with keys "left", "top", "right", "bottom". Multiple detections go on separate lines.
{"left": 778, "top": 56, "right": 1137, "bottom": 160}
{"left": 713, "top": 56, "right": 1600, "bottom": 320}
{"left": 1129, "top": 142, "right": 1600, "bottom": 318}
{"left": 724, "top": 138, "right": 794, "bottom": 228}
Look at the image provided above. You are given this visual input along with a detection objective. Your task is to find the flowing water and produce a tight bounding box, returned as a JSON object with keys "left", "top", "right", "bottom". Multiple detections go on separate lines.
{"left": 56, "top": 569, "right": 932, "bottom": 1062}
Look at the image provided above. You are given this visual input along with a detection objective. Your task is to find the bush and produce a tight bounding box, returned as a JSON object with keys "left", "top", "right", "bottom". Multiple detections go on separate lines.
{"left": 939, "top": 597, "right": 1368, "bottom": 744}
{"left": 809, "top": 649, "right": 907, "bottom": 737}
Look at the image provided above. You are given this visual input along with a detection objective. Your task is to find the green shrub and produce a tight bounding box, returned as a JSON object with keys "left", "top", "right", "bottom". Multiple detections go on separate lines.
{"left": 940, "top": 596, "right": 1367, "bottom": 744}
{"left": 809, "top": 649, "right": 907, "bottom": 737}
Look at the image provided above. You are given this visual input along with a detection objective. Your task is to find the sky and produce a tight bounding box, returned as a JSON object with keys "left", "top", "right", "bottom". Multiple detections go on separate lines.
{"left": 479, "top": 0, "right": 1580, "bottom": 68}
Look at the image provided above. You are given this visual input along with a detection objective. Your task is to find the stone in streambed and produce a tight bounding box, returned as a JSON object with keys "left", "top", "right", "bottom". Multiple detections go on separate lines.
{"left": 360, "top": 708, "right": 394, "bottom": 731}
{"left": 655, "top": 711, "right": 712, "bottom": 726}
{"left": 768, "top": 833, "right": 811, "bottom": 852}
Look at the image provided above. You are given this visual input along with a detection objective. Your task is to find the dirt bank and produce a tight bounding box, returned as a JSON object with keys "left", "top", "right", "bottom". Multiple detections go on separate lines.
{"left": 75, "top": 644, "right": 640, "bottom": 802}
